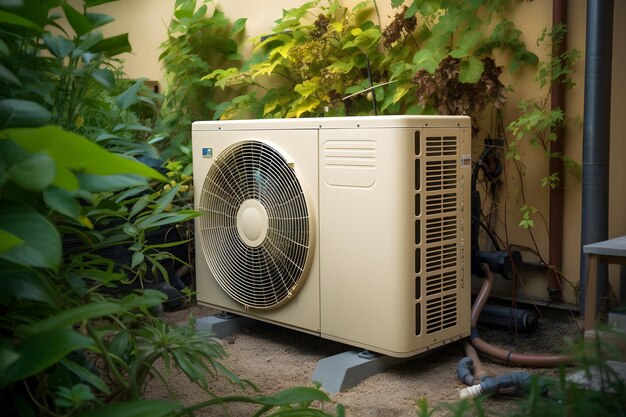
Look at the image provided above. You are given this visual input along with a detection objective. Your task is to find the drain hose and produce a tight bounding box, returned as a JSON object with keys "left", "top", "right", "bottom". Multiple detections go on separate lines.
{"left": 459, "top": 371, "right": 534, "bottom": 399}
{"left": 457, "top": 264, "right": 572, "bottom": 398}
{"left": 468, "top": 264, "right": 572, "bottom": 368}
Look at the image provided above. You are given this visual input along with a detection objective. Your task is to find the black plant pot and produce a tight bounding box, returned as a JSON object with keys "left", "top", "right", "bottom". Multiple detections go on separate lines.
{"left": 63, "top": 221, "right": 195, "bottom": 311}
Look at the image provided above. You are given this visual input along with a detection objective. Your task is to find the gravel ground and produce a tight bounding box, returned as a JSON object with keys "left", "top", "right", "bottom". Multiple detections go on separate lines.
{"left": 145, "top": 303, "right": 580, "bottom": 417}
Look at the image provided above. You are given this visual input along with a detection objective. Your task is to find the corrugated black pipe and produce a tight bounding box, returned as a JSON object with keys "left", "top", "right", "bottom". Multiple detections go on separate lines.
{"left": 547, "top": 0, "right": 567, "bottom": 301}
{"left": 579, "top": 0, "right": 614, "bottom": 318}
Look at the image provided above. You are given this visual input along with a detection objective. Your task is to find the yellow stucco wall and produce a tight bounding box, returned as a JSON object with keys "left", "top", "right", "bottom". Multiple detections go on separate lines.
{"left": 81, "top": 0, "right": 626, "bottom": 307}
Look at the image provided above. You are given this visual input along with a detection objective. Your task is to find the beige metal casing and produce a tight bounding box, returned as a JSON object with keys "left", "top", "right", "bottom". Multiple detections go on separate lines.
{"left": 192, "top": 116, "right": 472, "bottom": 357}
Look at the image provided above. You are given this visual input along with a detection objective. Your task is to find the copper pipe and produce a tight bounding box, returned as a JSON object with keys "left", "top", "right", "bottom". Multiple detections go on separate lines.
{"left": 463, "top": 342, "right": 489, "bottom": 383}
{"left": 470, "top": 264, "right": 572, "bottom": 367}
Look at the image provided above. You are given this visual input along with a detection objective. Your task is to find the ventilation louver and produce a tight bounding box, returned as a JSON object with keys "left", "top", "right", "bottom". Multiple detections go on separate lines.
{"left": 198, "top": 140, "right": 310, "bottom": 309}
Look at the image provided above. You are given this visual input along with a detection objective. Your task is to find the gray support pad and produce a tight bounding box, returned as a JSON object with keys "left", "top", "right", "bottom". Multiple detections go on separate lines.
{"left": 196, "top": 313, "right": 256, "bottom": 339}
{"left": 311, "top": 350, "right": 411, "bottom": 394}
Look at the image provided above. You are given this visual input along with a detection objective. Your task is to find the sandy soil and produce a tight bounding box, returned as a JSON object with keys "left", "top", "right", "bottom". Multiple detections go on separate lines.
{"left": 146, "top": 303, "right": 579, "bottom": 417}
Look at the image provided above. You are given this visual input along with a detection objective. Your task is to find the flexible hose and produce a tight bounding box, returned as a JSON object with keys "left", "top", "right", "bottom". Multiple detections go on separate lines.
{"left": 460, "top": 371, "right": 534, "bottom": 399}
{"left": 463, "top": 342, "right": 488, "bottom": 382}
{"left": 469, "top": 264, "right": 572, "bottom": 367}
{"left": 457, "top": 357, "right": 477, "bottom": 386}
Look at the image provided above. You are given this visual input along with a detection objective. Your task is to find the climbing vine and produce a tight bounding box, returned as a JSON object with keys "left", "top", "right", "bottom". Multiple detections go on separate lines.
{"left": 505, "top": 24, "right": 581, "bottom": 229}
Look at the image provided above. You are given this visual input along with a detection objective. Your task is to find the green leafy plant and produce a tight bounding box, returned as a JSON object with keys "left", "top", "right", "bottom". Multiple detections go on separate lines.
{"left": 202, "top": 0, "right": 537, "bottom": 131}
{"left": 0, "top": 0, "right": 132, "bottom": 130}
{"left": 503, "top": 25, "right": 581, "bottom": 232}
{"left": 0, "top": 125, "right": 340, "bottom": 417}
{"left": 159, "top": 0, "right": 247, "bottom": 162}
{"left": 1, "top": 3, "right": 341, "bottom": 417}
{"left": 0, "top": 0, "right": 204, "bottom": 292}
{"left": 206, "top": 0, "right": 398, "bottom": 119}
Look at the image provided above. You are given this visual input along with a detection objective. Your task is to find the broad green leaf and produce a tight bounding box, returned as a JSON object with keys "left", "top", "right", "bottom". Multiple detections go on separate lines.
{"left": 0, "top": 269, "right": 58, "bottom": 306}
{"left": 391, "top": 0, "right": 404, "bottom": 7}
{"left": 130, "top": 251, "right": 144, "bottom": 268}
{"left": 0, "top": 339, "right": 19, "bottom": 374}
{"left": 393, "top": 82, "right": 412, "bottom": 104}
{"left": 327, "top": 60, "right": 354, "bottom": 74}
{"left": 405, "top": 0, "right": 419, "bottom": 18}
{"left": 107, "top": 329, "right": 130, "bottom": 358}
{"left": 90, "top": 68, "right": 115, "bottom": 89}
{"left": 287, "top": 96, "right": 320, "bottom": 118}
{"left": 294, "top": 78, "right": 319, "bottom": 99}
{"left": 85, "top": 12, "right": 114, "bottom": 28}
{"left": 232, "top": 17, "right": 246, "bottom": 34}
{"left": 450, "top": 30, "right": 484, "bottom": 59}
{"left": 119, "top": 289, "right": 165, "bottom": 310}
{"left": 0, "top": 99, "right": 51, "bottom": 128}
{"left": 172, "top": 350, "right": 204, "bottom": 385}
{"left": 77, "top": 173, "right": 148, "bottom": 192}
{"left": 1, "top": 126, "right": 166, "bottom": 191}
{"left": 129, "top": 195, "right": 150, "bottom": 218}
{"left": 72, "top": 31, "right": 103, "bottom": 57}
{"left": 0, "top": 62, "right": 20, "bottom": 86}
{"left": 459, "top": 56, "right": 484, "bottom": 83}
{"left": 60, "top": 359, "right": 110, "bottom": 395}
{"left": 154, "top": 183, "right": 180, "bottom": 214}
{"left": 0, "top": 229, "right": 23, "bottom": 254}
{"left": 412, "top": 49, "right": 439, "bottom": 74}
{"left": 62, "top": 4, "right": 94, "bottom": 37}
{"left": 7, "top": 152, "right": 55, "bottom": 191}
{"left": 115, "top": 187, "right": 150, "bottom": 203}
{"left": 55, "top": 383, "right": 95, "bottom": 407}
{"left": 135, "top": 210, "right": 200, "bottom": 230}
{"left": 42, "top": 33, "right": 75, "bottom": 59}
{"left": 75, "top": 400, "right": 181, "bottom": 417}
{"left": 0, "top": 38, "right": 9, "bottom": 58}
{"left": 0, "top": 329, "right": 93, "bottom": 388}
{"left": 0, "top": 10, "right": 40, "bottom": 30}
{"left": 19, "top": 301, "right": 122, "bottom": 336}
{"left": 91, "top": 33, "right": 131, "bottom": 56}
{"left": 115, "top": 80, "right": 143, "bottom": 110}
{"left": 254, "top": 33, "right": 292, "bottom": 52}
{"left": 43, "top": 186, "right": 81, "bottom": 219}
{"left": 0, "top": 199, "right": 61, "bottom": 269}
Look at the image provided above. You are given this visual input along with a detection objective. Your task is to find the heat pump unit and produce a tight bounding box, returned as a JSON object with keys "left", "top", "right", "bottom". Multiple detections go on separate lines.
{"left": 192, "top": 116, "right": 472, "bottom": 358}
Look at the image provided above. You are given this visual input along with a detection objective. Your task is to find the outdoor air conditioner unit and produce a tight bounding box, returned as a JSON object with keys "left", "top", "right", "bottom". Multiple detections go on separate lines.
{"left": 192, "top": 115, "right": 472, "bottom": 358}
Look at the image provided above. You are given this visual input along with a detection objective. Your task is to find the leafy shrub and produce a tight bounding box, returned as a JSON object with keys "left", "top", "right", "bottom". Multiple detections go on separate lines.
{"left": 0, "top": 2, "right": 339, "bottom": 416}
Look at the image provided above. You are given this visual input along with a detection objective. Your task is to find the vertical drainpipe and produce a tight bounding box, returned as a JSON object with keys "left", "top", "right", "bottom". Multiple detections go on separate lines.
{"left": 548, "top": 0, "right": 567, "bottom": 301}
{"left": 579, "top": 0, "right": 613, "bottom": 318}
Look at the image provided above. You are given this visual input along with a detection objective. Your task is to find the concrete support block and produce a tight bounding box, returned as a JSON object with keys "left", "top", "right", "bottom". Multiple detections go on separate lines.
{"left": 311, "top": 350, "right": 410, "bottom": 394}
{"left": 196, "top": 313, "right": 256, "bottom": 339}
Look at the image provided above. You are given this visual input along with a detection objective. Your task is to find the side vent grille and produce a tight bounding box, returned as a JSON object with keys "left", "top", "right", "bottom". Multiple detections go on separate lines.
{"left": 425, "top": 193, "right": 456, "bottom": 215}
{"left": 426, "top": 136, "right": 457, "bottom": 156}
{"left": 415, "top": 131, "right": 461, "bottom": 338}
{"left": 425, "top": 216, "right": 457, "bottom": 243}
{"left": 425, "top": 270, "right": 457, "bottom": 296}
{"left": 425, "top": 160, "right": 457, "bottom": 191}
{"left": 425, "top": 243, "right": 457, "bottom": 272}
{"left": 426, "top": 293, "right": 458, "bottom": 334}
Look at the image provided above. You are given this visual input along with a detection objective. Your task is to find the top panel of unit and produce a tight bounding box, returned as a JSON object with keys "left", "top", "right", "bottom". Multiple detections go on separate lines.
{"left": 192, "top": 115, "right": 471, "bottom": 131}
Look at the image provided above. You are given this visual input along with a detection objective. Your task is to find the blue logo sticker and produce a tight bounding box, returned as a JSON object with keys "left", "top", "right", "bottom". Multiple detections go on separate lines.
{"left": 202, "top": 148, "right": 213, "bottom": 158}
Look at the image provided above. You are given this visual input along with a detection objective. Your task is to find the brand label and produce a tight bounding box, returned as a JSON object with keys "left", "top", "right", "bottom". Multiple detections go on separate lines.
{"left": 202, "top": 147, "right": 213, "bottom": 158}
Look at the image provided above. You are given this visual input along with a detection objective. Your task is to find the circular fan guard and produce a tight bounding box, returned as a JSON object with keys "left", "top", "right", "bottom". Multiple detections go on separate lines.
{"left": 198, "top": 140, "right": 311, "bottom": 309}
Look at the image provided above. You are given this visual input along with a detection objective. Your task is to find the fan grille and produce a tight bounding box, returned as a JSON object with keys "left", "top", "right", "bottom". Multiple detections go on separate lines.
{"left": 198, "top": 140, "right": 310, "bottom": 309}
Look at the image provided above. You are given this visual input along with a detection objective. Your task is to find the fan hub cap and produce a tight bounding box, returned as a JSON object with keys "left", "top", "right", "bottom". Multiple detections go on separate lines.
{"left": 236, "top": 199, "right": 269, "bottom": 247}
